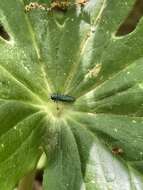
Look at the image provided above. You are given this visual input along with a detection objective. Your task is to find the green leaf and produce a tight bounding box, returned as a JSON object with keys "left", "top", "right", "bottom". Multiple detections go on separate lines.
{"left": 43, "top": 122, "right": 84, "bottom": 190}
{"left": 1, "top": 0, "right": 143, "bottom": 190}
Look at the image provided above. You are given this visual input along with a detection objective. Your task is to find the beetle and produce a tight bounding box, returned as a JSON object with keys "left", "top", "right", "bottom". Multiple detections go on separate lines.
{"left": 51, "top": 94, "right": 76, "bottom": 103}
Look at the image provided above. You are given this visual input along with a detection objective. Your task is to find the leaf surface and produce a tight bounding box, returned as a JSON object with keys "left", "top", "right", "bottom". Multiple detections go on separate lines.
{"left": 0, "top": 0, "right": 143, "bottom": 190}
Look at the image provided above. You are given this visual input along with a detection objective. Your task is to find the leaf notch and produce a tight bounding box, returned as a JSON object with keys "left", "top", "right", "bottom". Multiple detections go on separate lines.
{"left": 116, "top": 0, "right": 143, "bottom": 36}
{"left": 0, "top": 24, "right": 10, "bottom": 41}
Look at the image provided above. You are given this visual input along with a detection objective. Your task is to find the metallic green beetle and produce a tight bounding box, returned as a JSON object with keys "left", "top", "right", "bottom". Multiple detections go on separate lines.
{"left": 51, "top": 94, "right": 75, "bottom": 103}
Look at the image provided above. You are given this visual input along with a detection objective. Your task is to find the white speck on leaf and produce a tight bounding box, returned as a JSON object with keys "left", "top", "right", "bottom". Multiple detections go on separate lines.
{"left": 114, "top": 128, "right": 118, "bottom": 132}
{"left": 132, "top": 120, "right": 137, "bottom": 123}
{"left": 14, "top": 126, "right": 17, "bottom": 130}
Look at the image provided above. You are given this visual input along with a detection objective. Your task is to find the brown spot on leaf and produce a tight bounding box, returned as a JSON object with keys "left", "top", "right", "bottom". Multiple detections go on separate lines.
{"left": 112, "top": 147, "right": 123, "bottom": 155}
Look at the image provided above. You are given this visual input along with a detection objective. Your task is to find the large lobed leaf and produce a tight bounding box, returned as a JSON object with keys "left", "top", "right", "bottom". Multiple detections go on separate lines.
{"left": 0, "top": 0, "right": 143, "bottom": 189}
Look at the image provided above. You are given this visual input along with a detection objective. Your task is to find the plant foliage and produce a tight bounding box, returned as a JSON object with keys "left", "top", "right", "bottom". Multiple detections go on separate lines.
{"left": 0, "top": 0, "right": 143, "bottom": 189}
